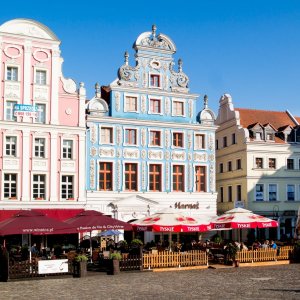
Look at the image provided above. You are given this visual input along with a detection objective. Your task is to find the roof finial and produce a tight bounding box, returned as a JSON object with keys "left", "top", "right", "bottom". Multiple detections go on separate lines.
{"left": 152, "top": 24, "right": 157, "bottom": 39}
{"left": 204, "top": 95, "right": 208, "bottom": 109}
{"left": 124, "top": 51, "right": 129, "bottom": 65}
{"left": 95, "top": 82, "right": 100, "bottom": 98}
{"left": 178, "top": 58, "right": 183, "bottom": 72}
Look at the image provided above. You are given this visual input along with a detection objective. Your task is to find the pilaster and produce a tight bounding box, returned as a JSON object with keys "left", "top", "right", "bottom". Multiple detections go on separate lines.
{"left": 50, "top": 46, "right": 60, "bottom": 125}
{"left": 21, "top": 129, "right": 30, "bottom": 201}
{"left": 50, "top": 131, "right": 58, "bottom": 201}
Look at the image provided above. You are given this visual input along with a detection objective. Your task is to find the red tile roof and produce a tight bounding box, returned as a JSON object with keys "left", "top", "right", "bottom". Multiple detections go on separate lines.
{"left": 236, "top": 108, "right": 299, "bottom": 130}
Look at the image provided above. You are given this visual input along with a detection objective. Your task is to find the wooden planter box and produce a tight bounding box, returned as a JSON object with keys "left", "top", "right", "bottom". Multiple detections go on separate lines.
{"left": 73, "top": 261, "right": 87, "bottom": 278}
{"left": 107, "top": 259, "right": 120, "bottom": 275}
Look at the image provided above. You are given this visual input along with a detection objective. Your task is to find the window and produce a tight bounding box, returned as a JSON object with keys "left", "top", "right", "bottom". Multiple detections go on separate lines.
{"left": 36, "top": 104, "right": 46, "bottom": 123}
{"left": 266, "top": 133, "right": 273, "bottom": 141}
{"left": 125, "top": 163, "right": 137, "bottom": 191}
{"left": 5, "top": 136, "right": 17, "bottom": 156}
{"left": 7, "top": 66, "right": 18, "bottom": 81}
{"left": 232, "top": 133, "right": 236, "bottom": 145}
{"left": 287, "top": 185, "right": 295, "bottom": 201}
{"left": 255, "top": 158, "right": 263, "bottom": 168}
{"left": 173, "top": 132, "right": 183, "bottom": 147}
{"left": 216, "top": 140, "right": 219, "bottom": 150}
{"left": 173, "top": 101, "right": 184, "bottom": 116}
{"left": 195, "top": 134, "right": 205, "bottom": 149}
{"left": 150, "top": 130, "right": 161, "bottom": 146}
{"left": 228, "top": 161, "right": 232, "bottom": 172}
{"left": 35, "top": 70, "right": 47, "bottom": 85}
{"left": 125, "top": 129, "right": 137, "bottom": 145}
{"left": 236, "top": 185, "right": 242, "bottom": 201}
{"left": 150, "top": 74, "right": 160, "bottom": 87}
{"left": 255, "top": 184, "right": 264, "bottom": 201}
{"left": 34, "top": 138, "right": 45, "bottom": 158}
{"left": 6, "top": 101, "right": 17, "bottom": 121}
{"left": 149, "top": 164, "right": 161, "bottom": 191}
{"left": 228, "top": 186, "right": 232, "bottom": 202}
{"left": 33, "top": 175, "right": 45, "bottom": 199}
{"left": 61, "top": 175, "right": 74, "bottom": 199}
{"left": 236, "top": 159, "right": 242, "bottom": 170}
{"left": 101, "top": 127, "right": 113, "bottom": 144}
{"left": 173, "top": 165, "right": 184, "bottom": 192}
{"left": 4, "top": 174, "right": 17, "bottom": 199}
{"left": 99, "top": 162, "right": 113, "bottom": 191}
{"left": 268, "top": 184, "right": 277, "bottom": 201}
{"left": 223, "top": 136, "right": 227, "bottom": 147}
{"left": 150, "top": 99, "right": 161, "bottom": 113}
{"left": 287, "top": 159, "right": 294, "bottom": 170}
{"left": 219, "top": 163, "right": 224, "bottom": 173}
{"left": 269, "top": 158, "right": 276, "bottom": 169}
{"left": 125, "top": 96, "right": 137, "bottom": 112}
{"left": 195, "top": 166, "right": 206, "bottom": 192}
{"left": 220, "top": 187, "right": 224, "bottom": 203}
{"left": 63, "top": 140, "right": 73, "bottom": 159}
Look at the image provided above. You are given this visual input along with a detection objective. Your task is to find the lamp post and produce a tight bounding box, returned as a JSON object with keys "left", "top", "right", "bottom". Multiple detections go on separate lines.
{"left": 273, "top": 205, "right": 280, "bottom": 240}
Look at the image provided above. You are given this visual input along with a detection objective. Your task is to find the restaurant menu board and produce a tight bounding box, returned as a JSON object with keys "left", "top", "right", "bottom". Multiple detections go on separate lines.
{"left": 38, "top": 259, "right": 69, "bottom": 274}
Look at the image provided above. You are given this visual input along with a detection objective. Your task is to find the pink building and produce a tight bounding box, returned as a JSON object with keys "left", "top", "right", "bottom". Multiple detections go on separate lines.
{"left": 0, "top": 19, "right": 86, "bottom": 209}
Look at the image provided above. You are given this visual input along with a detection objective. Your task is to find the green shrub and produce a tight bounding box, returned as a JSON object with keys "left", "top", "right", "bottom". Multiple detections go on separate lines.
{"left": 109, "top": 252, "right": 122, "bottom": 260}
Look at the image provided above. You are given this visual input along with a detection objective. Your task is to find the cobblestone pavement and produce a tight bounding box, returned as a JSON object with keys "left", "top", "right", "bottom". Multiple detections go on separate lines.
{"left": 1, "top": 264, "right": 300, "bottom": 300}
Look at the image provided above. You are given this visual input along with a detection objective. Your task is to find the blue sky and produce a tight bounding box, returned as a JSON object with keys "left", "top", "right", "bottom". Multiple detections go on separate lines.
{"left": 2, "top": 0, "right": 300, "bottom": 116}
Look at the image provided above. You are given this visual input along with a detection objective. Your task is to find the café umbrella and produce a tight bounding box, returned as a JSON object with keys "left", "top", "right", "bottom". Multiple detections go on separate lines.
{"left": 210, "top": 208, "right": 278, "bottom": 230}
{"left": 131, "top": 208, "right": 211, "bottom": 233}
{"left": 65, "top": 210, "right": 132, "bottom": 258}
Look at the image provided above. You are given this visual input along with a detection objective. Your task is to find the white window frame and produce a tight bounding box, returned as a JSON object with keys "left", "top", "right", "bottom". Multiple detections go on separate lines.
{"left": 194, "top": 133, "right": 206, "bottom": 150}
{"left": 35, "top": 68, "right": 47, "bottom": 85}
{"left": 268, "top": 184, "right": 277, "bottom": 201}
{"left": 122, "top": 161, "right": 139, "bottom": 192}
{"left": 123, "top": 127, "right": 139, "bottom": 146}
{"left": 34, "top": 137, "right": 46, "bottom": 158}
{"left": 171, "top": 130, "right": 185, "bottom": 149}
{"left": 149, "top": 73, "right": 161, "bottom": 89}
{"left": 255, "top": 157, "right": 264, "bottom": 169}
{"left": 61, "top": 174, "right": 74, "bottom": 200}
{"left": 32, "top": 174, "right": 46, "bottom": 200}
{"left": 148, "top": 128, "right": 163, "bottom": 148}
{"left": 255, "top": 184, "right": 264, "bottom": 201}
{"left": 147, "top": 162, "right": 164, "bottom": 192}
{"left": 193, "top": 163, "right": 208, "bottom": 193}
{"left": 34, "top": 103, "right": 47, "bottom": 124}
{"left": 5, "top": 100, "right": 18, "bottom": 121}
{"left": 99, "top": 125, "right": 114, "bottom": 145}
{"left": 3, "top": 173, "right": 18, "bottom": 199}
{"left": 5, "top": 135, "right": 17, "bottom": 157}
{"left": 6, "top": 65, "right": 19, "bottom": 81}
{"left": 172, "top": 98, "right": 185, "bottom": 117}
{"left": 148, "top": 95, "right": 163, "bottom": 115}
{"left": 97, "top": 159, "right": 115, "bottom": 191}
{"left": 124, "top": 93, "right": 139, "bottom": 113}
{"left": 287, "top": 184, "right": 295, "bottom": 201}
{"left": 62, "top": 140, "right": 73, "bottom": 159}
{"left": 287, "top": 158, "right": 294, "bottom": 170}
{"left": 171, "top": 162, "right": 186, "bottom": 192}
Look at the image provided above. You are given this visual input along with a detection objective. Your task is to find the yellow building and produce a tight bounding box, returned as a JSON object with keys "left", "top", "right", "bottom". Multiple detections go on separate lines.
{"left": 216, "top": 94, "right": 300, "bottom": 241}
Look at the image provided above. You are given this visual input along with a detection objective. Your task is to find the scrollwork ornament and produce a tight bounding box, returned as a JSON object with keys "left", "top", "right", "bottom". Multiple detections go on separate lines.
{"left": 165, "top": 97, "right": 170, "bottom": 116}
{"left": 90, "top": 159, "right": 95, "bottom": 189}
{"left": 165, "top": 130, "right": 169, "bottom": 148}
{"left": 189, "top": 163, "right": 193, "bottom": 190}
{"left": 165, "top": 163, "right": 169, "bottom": 190}
{"left": 189, "top": 99, "right": 193, "bottom": 118}
{"left": 188, "top": 132, "right": 192, "bottom": 149}
{"left": 117, "top": 160, "right": 121, "bottom": 191}
{"left": 116, "top": 127, "right": 122, "bottom": 145}
{"left": 91, "top": 124, "right": 97, "bottom": 144}
{"left": 209, "top": 134, "right": 214, "bottom": 151}
{"left": 209, "top": 163, "right": 215, "bottom": 192}
{"left": 141, "top": 128, "right": 146, "bottom": 147}
{"left": 115, "top": 92, "right": 120, "bottom": 112}
{"left": 142, "top": 161, "right": 146, "bottom": 190}
{"left": 141, "top": 95, "right": 146, "bottom": 113}
{"left": 141, "top": 149, "right": 147, "bottom": 159}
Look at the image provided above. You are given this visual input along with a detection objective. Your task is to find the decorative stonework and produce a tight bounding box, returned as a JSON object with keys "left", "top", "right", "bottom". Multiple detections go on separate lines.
{"left": 99, "top": 148, "right": 115, "bottom": 157}
{"left": 4, "top": 81, "right": 20, "bottom": 99}
{"left": 188, "top": 153, "right": 192, "bottom": 161}
{"left": 141, "top": 149, "right": 147, "bottom": 159}
{"left": 188, "top": 131, "right": 192, "bottom": 149}
{"left": 116, "top": 149, "right": 122, "bottom": 158}
{"left": 165, "top": 97, "right": 170, "bottom": 115}
{"left": 193, "top": 153, "right": 207, "bottom": 162}
{"left": 90, "top": 147, "right": 97, "bottom": 157}
{"left": 32, "top": 159, "right": 47, "bottom": 171}
{"left": 90, "top": 124, "right": 97, "bottom": 144}
{"left": 208, "top": 154, "right": 215, "bottom": 162}
{"left": 143, "top": 72, "right": 148, "bottom": 87}
{"left": 116, "top": 127, "right": 122, "bottom": 145}
{"left": 148, "top": 150, "right": 163, "bottom": 160}
{"left": 65, "top": 108, "right": 72, "bottom": 115}
{"left": 61, "top": 161, "right": 76, "bottom": 172}
{"left": 165, "top": 130, "right": 169, "bottom": 148}
{"left": 140, "top": 34, "right": 172, "bottom": 50}
{"left": 32, "top": 49, "right": 50, "bottom": 62}
{"left": 208, "top": 134, "right": 214, "bottom": 151}
{"left": 3, "top": 158, "right": 19, "bottom": 170}
{"left": 142, "top": 161, "right": 146, "bottom": 190}
{"left": 61, "top": 77, "right": 77, "bottom": 94}
{"left": 141, "top": 128, "right": 146, "bottom": 147}
{"left": 188, "top": 99, "right": 193, "bottom": 118}
{"left": 115, "top": 92, "right": 120, "bottom": 111}
{"left": 164, "top": 74, "right": 168, "bottom": 90}
{"left": 33, "top": 85, "right": 48, "bottom": 101}
{"left": 165, "top": 163, "right": 169, "bottom": 190}
{"left": 90, "top": 159, "right": 95, "bottom": 189}
{"left": 188, "top": 163, "right": 193, "bottom": 190}
{"left": 141, "top": 95, "right": 146, "bottom": 113}
{"left": 117, "top": 160, "right": 121, "bottom": 190}
{"left": 209, "top": 163, "right": 215, "bottom": 192}
{"left": 123, "top": 149, "right": 139, "bottom": 159}
{"left": 4, "top": 45, "right": 22, "bottom": 58}
{"left": 171, "top": 151, "right": 186, "bottom": 161}
{"left": 165, "top": 151, "right": 170, "bottom": 160}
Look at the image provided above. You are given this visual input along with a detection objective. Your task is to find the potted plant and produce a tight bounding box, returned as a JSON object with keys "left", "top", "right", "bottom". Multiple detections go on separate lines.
{"left": 117, "top": 240, "right": 129, "bottom": 258}
{"left": 73, "top": 254, "right": 88, "bottom": 277}
{"left": 107, "top": 252, "right": 122, "bottom": 275}
{"left": 130, "top": 239, "right": 143, "bottom": 256}
{"left": 224, "top": 242, "right": 239, "bottom": 267}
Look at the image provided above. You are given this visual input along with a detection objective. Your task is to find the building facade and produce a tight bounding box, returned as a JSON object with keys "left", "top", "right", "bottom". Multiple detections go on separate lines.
{"left": 216, "top": 94, "right": 300, "bottom": 240}
{"left": 0, "top": 19, "right": 86, "bottom": 209}
{"left": 86, "top": 26, "right": 217, "bottom": 240}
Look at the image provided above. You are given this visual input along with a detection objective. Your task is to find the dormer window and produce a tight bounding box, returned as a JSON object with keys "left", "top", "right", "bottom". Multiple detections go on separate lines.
{"left": 150, "top": 74, "right": 160, "bottom": 87}
{"left": 266, "top": 133, "right": 273, "bottom": 141}
{"left": 255, "top": 132, "right": 262, "bottom": 140}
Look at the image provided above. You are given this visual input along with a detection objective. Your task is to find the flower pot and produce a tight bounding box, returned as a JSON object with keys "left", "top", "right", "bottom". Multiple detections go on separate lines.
{"left": 107, "top": 259, "right": 120, "bottom": 275}
{"left": 73, "top": 261, "right": 87, "bottom": 277}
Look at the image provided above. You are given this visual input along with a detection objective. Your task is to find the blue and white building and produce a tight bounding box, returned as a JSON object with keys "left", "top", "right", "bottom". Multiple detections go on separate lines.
{"left": 85, "top": 26, "right": 217, "bottom": 239}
